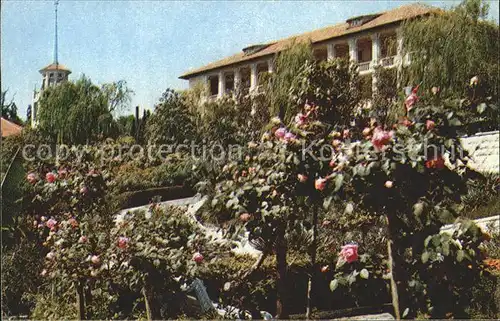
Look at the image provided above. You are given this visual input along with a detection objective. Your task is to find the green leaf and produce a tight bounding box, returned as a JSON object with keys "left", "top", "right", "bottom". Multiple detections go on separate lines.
{"left": 422, "top": 251, "right": 430, "bottom": 263}
{"left": 329, "top": 279, "right": 338, "bottom": 292}
{"left": 457, "top": 249, "right": 465, "bottom": 262}
{"left": 449, "top": 118, "right": 462, "bottom": 126}
{"left": 323, "top": 196, "right": 333, "bottom": 210}
{"left": 333, "top": 174, "right": 344, "bottom": 192}
{"left": 477, "top": 103, "right": 487, "bottom": 114}
{"left": 360, "top": 268, "right": 369, "bottom": 279}
{"left": 402, "top": 308, "right": 410, "bottom": 318}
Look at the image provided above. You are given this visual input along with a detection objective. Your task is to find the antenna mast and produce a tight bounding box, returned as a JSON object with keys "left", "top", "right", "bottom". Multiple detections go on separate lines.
{"left": 54, "top": 0, "right": 59, "bottom": 65}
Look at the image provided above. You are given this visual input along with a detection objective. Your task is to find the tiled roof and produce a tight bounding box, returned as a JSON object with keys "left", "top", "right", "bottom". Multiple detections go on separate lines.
{"left": 180, "top": 3, "right": 435, "bottom": 79}
{"left": 39, "top": 63, "right": 72, "bottom": 73}
{"left": 1, "top": 117, "right": 23, "bottom": 137}
{"left": 461, "top": 131, "right": 500, "bottom": 173}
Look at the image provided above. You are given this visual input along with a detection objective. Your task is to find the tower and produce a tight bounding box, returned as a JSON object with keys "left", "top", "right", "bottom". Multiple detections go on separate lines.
{"left": 32, "top": 0, "right": 72, "bottom": 127}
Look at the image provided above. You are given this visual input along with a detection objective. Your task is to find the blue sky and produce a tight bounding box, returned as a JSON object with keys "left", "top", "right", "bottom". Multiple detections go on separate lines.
{"left": 2, "top": 0, "right": 498, "bottom": 120}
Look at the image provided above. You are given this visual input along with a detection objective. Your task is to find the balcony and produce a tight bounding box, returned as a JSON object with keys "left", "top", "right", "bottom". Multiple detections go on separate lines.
{"left": 380, "top": 56, "right": 396, "bottom": 67}
{"left": 358, "top": 61, "right": 371, "bottom": 73}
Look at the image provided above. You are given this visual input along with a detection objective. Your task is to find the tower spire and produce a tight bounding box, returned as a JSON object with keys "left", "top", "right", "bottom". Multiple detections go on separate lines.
{"left": 53, "top": 0, "right": 59, "bottom": 65}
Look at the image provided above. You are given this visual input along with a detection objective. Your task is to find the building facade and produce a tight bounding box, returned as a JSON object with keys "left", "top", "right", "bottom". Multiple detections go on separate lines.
{"left": 179, "top": 3, "right": 434, "bottom": 99}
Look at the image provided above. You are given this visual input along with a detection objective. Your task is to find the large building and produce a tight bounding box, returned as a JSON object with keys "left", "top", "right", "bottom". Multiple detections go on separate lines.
{"left": 31, "top": 0, "right": 71, "bottom": 127}
{"left": 179, "top": 3, "right": 434, "bottom": 99}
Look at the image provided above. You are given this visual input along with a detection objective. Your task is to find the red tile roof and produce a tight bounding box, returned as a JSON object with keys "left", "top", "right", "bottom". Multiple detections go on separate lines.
{"left": 1, "top": 117, "right": 23, "bottom": 137}
{"left": 39, "top": 63, "right": 72, "bottom": 74}
{"left": 180, "top": 3, "right": 435, "bottom": 79}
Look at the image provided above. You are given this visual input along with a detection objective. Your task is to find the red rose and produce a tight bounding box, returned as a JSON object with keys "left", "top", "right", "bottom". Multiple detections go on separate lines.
{"left": 45, "top": 172, "right": 56, "bottom": 183}
{"left": 193, "top": 252, "right": 204, "bottom": 264}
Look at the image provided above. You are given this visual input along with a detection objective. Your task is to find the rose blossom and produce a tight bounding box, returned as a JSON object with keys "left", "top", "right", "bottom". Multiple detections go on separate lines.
{"left": 45, "top": 172, "right": 56, "bottom": 183}
{"left": 297, "top": 174, "right": 308, "bottom": 183}
{"left": 239, "top": 213, "right": 251, "bottom": 222}
{"left": 68, "top": 218, "right": 78, "bottom": 228}
{"left": 339, "top": 244, "right": 359, "bottom": 263}
{"left": 117, "top": 236, "right": 129, "bottom": 249}
{"left": 294, "top": 113, "right": 307, "bottom": 126}
{"left": 405, "top": 93, "right": 418, "bottom": 112}
{"left": 342, "top": 129, "right": 351, "bottom": 139}
{"left": 385, "top": 180, "right": 394, "bottom": 188}
{"left": 332, "top": 139, "right": 342, "bottom": 148}
{"left": 27, "top": 173, "right": 37, "bottom": 184}
{"left": 371, "top": 127, "right": 392, "bottom": 151}
{"left": 321, "top": 265, "right": 330, "bottom": 273}
{"left": 425, "top": 156, "right": 445, "bottom": 169}
{"left": 46, "top": 252, "right": 55, "bottom": 260}
{"left": 426, "top": 120, "right": 436, "bottom": 131}
{"left": 284, "top": 132, "right": 296, "bottom": 143}
{"left": 193, "top": 252, "right": 204, "bottom": 264}
{"left": 315, "top": 178, "right": 328, "bottom": 191}
{"left": 78, "top": 235, "right": 88, "bottom": 243}
{"left": 91, "top": 255, "right": 101, "bottom": 265}
{"left": 46, "top": 218, "right": 57, "bottom": 230}
{"left": 274, "top": 128, "right": 287, "bottom": 139}
{"left": 58, "top": 168, "right": 68, "bottom": 178}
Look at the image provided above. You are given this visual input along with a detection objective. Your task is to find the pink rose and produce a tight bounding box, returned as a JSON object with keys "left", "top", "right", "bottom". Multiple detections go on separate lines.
{"left": 332, "top": 139, "right": 342, "bottom": 148}
{"left": 117, "top": 236, "right": 129, "bottom": 249}
{"left": 274, "top": 128, "right": 287, "bottom": 139}
{"left": 340, "top": 244, "right": 359, "bottom": 263}
{"left": 46, "top": 218, "right": 57, "bottom": 230}
{"left": 385, "top": 180, "right": 393, "bottom": 188}
{"left": 27, "top": 173, "right": 37, "bottom": 184}
{"left": 68, "top": 218, "right": 78, "bottom": 228}
{"left": 193, "top": 252, "right": 204, "bottom": 264}
{"left": 239, "top": 213, "right": 251, "bottom": 222}
{"left": 284, "top": 132, "right": 296, "bottom": 142}
{"left": 371, "top": 127, "right": 392, "bottom": 151}
{"left": 294, "top": 113, "right": 307, "bottom": 126}
{"left": 297, "top": 174, "right": 308, "bottom": 183}
{"left": 342, "top": 129, "right": 351, "bottom": 139}
{"left": 405, "top": 93, "right": 418, "bottom": 112}
{"left": 78, "top": 235, "right": 88, "bottom": 244}
{"left": 91, "top": 255, "right": 101, "bottom": 265}
{"left": 58, "top": 168, "right": 68, "bottom": 178}
{"left": 80, "top": 186, "right": 88, "bottom": 194}
{"left": 45, "top": 172, "right": 56, "bottom": 183}
{"left": 315, "top": 178, "right": 327, "bottom": 191}
{"left": 426, "top": 120, "right": 436, "bottom": 131}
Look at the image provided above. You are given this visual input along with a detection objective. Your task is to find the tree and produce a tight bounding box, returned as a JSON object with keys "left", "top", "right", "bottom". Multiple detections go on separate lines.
{"left": 101, "top": 80, "right": 134, "bottom": 114}
{"left": 37, "top": 77, "right": 132, "bottom": 144}
{"left": 265, "top": 41, "right": 314, "bottom": 121}
{"left": 401, "top": 0, "right": 499, "bottom": 99}
{"left": 145, "top": 89, "right": 196, "bottom": 145}
{"left": 1, "top": 90, "right": 22, "bottom": 125}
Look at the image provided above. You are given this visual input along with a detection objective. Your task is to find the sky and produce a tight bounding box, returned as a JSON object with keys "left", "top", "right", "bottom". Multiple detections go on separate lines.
{"left": 2, "top": 0, "right": 499, "bottom": 120}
